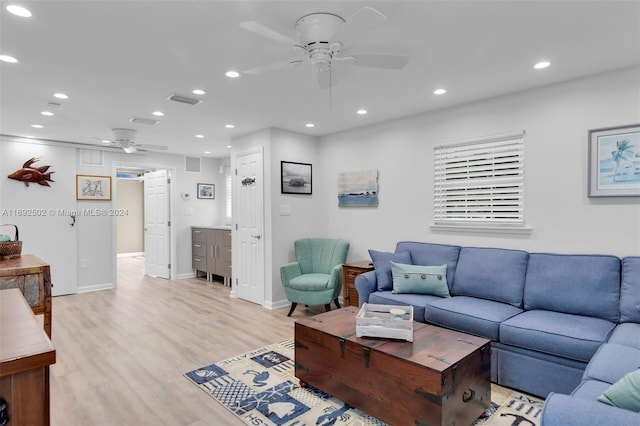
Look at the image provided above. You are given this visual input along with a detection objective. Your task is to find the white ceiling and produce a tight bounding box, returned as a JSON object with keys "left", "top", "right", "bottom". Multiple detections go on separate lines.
{"left": 1, "top": 1, "right": 639, "bottom": 158}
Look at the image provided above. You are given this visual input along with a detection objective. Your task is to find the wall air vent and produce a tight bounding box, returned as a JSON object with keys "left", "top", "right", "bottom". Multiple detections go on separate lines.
{"left": 167, "top": 94, "right": 203, "bottom": 106}
{"left": 129, "top": 117, "right": 160, "bottom": 125}
{"left": 185, "top": 156, "right": 201, "bottom": 173}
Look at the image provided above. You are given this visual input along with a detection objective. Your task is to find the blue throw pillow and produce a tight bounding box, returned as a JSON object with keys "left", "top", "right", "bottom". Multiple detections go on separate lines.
{"left": 597, "top": 369, "right": 640, "bottom": 412}
{"left": 390, "top": 262, "right": 450, "bottom": 297}
{"left": 368, "top": 249, "right": 412, "bottom": 291}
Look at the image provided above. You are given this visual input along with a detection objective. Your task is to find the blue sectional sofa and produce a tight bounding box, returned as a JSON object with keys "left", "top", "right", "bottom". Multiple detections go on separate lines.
{"left": 355, "top": 242, "right": 640, "bottom": 425}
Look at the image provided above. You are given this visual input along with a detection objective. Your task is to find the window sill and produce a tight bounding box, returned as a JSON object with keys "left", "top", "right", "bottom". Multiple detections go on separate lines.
{"left": 430, "top": 223, "right": 533, "bottom": 235}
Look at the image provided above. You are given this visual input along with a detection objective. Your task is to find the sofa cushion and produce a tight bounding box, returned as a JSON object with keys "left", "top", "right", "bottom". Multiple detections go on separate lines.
{"left": 608, "top": 323, "right": 640, "bottom": 349}
{"left": 368, "top": 249, "right": 412, "bottom": 291}
{"left": 524, "top": 253, "right": 621, "bottom": 323}
{"left": 390, "top": 262, "right": 450, "bottom": 297}
{"left": 450, "top": 247, "right": 528, "bottom": 307}
{"left": 425, "top": 296, "right": 523, "bottom": 341}
{"left": 368, "top": 291, "right": 441, "bottom": 322}
{"left": 395, "top": 242, "right": 460, "bottom": 285}
{"left": 597, "top": 369, "right": 640, "bottom": 412}
{"left": 572, "top": 379, "right": 613, "bottom": 401}
{"left": 583, "top": 343, "right": 640, "bottom": 384}
{"left": 620, "top": 256, "right": 640, "bottom": 323}
{"left": 500, "top": 310, "right": 616, "bottom": 362}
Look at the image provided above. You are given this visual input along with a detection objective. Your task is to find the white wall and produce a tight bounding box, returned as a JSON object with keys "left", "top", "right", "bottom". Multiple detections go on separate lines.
{"left": 116, "top": 179, "right": 144, "bottom": 253}
{"left": 270, "top": 128, "right": 322, "bottom": 307}
{"left": 317, "top": 67, "right": 640, "bottom": 261}
{"left": 1, "top": 141, "right": 225, "bottom": 292}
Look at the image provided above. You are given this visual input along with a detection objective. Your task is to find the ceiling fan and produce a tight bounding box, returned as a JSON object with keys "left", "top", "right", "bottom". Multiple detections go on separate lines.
{"left": 96, "top": 128, "right": 168, "bottom": 154}
{"left": 239, "top": 6, "right": 410, "bottom": 88}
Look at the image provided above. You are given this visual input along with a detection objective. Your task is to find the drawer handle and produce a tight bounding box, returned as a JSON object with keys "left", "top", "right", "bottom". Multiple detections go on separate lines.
{"left": 462, "top": 389, "right": 475, "bottom": 403}
{"left": 194, "top": 257, "right": 202, "bottom": 261}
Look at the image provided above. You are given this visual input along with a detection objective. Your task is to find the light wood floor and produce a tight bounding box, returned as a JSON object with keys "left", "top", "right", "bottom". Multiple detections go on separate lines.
{"left": 50, "top": 256, "right": 326, "bottom": 425}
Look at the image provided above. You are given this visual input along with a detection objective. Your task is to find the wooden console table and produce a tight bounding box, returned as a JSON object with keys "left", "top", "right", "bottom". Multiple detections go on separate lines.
{"left": 0, "top": 288, "right": 56, "bottom": 426}
{"left": 0, "top": 255, "right": 52, "bottom": 337}
{"left": 342, "top": 260, "right": 374, "bottom": 307}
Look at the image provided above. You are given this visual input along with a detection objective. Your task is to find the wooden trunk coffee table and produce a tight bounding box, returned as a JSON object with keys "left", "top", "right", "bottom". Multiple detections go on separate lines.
{"left": 294, "top": 306, "right": 491, "bottom": 426}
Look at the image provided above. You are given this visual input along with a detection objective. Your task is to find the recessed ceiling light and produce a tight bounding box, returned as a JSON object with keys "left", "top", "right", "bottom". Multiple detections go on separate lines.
{"left": 195, "top": 134, "right": 204, "bottom": 138}
{"left": 534, "top": 61, "right": 551, "bottom": 69}
{"left": 356, "top": 109, "right": 368, "bottom": 115}
{"left": 41, "top": 111, "right": 54, "bottom": 116}
{"left": 6, "top": 5, "right": 32, "bottom": 17}
{"left": 53, "top": 93, "right": 68, "bottom": 99}
{"left": 227, "top": 145, "right": 232, "bottom": 148}
{"left": 152, "top": 111, "right": 164, "bottom": 117}
{"left": 101, "top": 140, "right": 111, "bottom": 144}
{"left": 433, "top": 88, "right": 447, "bottom": 95}
{"left": 225, "top": 124, "right": 235, "bottom": 129}
{"left": 30, "top": 124, "right": 44, "bottom": 128}
{"left": 225, "top": 70, "right": 240, "bottom": 78}
{"left": 305, "top": 123, "right": 315, "bottom": 128}
{"left": 192, "top": 89, "right": 206, "bottom": 95}
{"left": 204, "top": 151, "right": 211, "bottom": 154}
{"left": 0, "top": 55, "right": 18, "bottom": 63}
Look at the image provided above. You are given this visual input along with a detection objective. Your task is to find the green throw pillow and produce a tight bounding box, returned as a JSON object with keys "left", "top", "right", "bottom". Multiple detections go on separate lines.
{"left": 390, "top": 262, "right": 450, "bottom": 297}
{"left": 597, "top": 369, "right": 640, "bottom": 412}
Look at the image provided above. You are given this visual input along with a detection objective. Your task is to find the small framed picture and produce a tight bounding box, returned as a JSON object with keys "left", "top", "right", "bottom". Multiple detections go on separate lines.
{"left": 76, "top": 174, "right": 112, "bottom": 201}
{"left": 281, "top": 161, "right": 312, "bottom": 194}
{"left": 197, "top": 183, "right": 215, "bottom": 199}
{"left": 588, "top": 123, "right": 640, "bottom": 197}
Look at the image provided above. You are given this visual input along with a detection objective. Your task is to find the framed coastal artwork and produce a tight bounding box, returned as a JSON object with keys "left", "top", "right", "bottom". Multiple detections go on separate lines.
{"left": 588, "top": 123, "right": 640, "bottom": 197}
{"left": 197, "top": 183, "right": 215, "bottom": 199}
{"left": 76, "top": 174, "right": 112, "bottom": 201}
{"left": 281, "top": 161, "right": 312, "bottom": 194}
{"left": 337, "top": 169, "right": 379, "bottom": 207}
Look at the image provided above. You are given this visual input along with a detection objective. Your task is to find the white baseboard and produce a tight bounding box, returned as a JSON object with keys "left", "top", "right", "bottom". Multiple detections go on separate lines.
{"left": 176, "top": 272, "right": 196, "bottom": 279}
{"left": 263, "top": 299, "right": 290, "bottom": 310}
{"left": 77, "top": 282, "right": 114, "bottom": 293}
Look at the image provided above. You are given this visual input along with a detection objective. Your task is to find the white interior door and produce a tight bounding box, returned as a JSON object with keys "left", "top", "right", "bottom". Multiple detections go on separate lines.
{"left": 144, "top": 169, "right": 170, "bottom": 278}
{"left": 233, "top": 149, "right": 264, "bottom": 305}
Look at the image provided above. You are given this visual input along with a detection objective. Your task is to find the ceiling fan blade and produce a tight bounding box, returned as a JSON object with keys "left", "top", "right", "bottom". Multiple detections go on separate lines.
{"left": 345, "top": 53, "right": 410, "bottom": 69}
{"left": 135, "top": 144, "right": 168, "bottom": 151}
{"left": 239, "top": 21, "right": 298, "bottom": 46}
{"left": 317, "top": 68, "right": 339, "bottom": 89}
{"left": 330, "top": 7, "right": 387, "bottom": 46}
{"left": 242, "top": 59, "right": 303, "bottom": 75}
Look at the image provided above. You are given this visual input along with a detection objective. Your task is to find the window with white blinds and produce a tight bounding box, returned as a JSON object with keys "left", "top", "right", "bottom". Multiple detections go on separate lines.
{"left": 433, "top": 131, "right": 525, "bottom": 228}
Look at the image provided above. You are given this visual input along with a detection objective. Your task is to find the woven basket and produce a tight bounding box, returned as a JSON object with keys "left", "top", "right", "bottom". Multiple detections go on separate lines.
{"left": 0, "top": 224, "right": 22, "bottom": 259}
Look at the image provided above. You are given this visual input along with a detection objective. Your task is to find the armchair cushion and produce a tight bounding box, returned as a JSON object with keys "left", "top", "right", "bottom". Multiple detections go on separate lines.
{"left": 288, "top": 273, "right": 331, "bottom": 291}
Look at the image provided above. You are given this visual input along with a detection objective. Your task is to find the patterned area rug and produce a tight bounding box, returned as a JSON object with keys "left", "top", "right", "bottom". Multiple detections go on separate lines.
{"left": 185, "top": 340, "right": 544, "bottom": 426}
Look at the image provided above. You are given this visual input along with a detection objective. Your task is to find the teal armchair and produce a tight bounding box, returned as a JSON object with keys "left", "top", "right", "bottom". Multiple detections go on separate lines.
{"left": 281, "top": 238, "right": 350, "bottom": 317}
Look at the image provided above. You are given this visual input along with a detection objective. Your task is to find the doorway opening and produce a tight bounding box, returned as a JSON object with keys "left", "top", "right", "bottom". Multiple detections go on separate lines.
{"left": 113, "top": 165, "right": 175, "bottom": 284}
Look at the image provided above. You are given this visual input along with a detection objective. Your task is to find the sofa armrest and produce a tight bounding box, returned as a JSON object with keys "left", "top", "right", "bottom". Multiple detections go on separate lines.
{"left": 541, "top": 393, "right": 640, "bottom": 426}
{"left": 355, "top": 270, "right": 377, "bottom": 307}
{"left": 280, "top": 262, "right": 302, "bottom": 288}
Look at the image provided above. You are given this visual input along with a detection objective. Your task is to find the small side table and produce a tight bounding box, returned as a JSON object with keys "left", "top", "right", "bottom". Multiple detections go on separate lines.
{"left": 342, "top": 260, "right": 374, "bottom": 307}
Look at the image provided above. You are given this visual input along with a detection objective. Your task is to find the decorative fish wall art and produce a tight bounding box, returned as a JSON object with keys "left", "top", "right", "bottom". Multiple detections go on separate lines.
{"left": 7, "top": 157, "right": 55, "bottom": 187}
